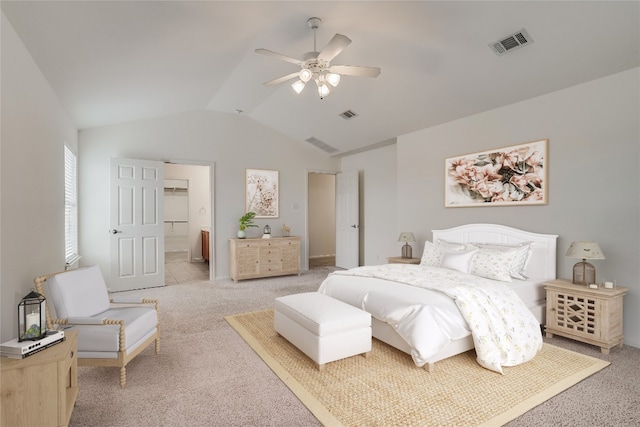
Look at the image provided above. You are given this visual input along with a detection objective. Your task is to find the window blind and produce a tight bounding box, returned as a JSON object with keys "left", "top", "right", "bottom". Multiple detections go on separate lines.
{"left": 64, "top": 146, "right": 79, "bottom": 264}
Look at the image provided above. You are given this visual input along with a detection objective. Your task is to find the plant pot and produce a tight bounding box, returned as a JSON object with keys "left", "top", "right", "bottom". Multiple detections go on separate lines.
{"left": 237, "top": 230, "right": 246, "bottom": 239}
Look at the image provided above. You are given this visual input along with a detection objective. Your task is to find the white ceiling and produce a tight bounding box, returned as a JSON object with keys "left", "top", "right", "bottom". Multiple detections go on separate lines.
{"left": 3, "top": 1, "right": 639, "bottom": 156}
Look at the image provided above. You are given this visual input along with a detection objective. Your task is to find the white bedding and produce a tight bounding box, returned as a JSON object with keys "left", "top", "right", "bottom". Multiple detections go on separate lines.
{"left": 318, "top": 263, "right": 543, "bottom": 373}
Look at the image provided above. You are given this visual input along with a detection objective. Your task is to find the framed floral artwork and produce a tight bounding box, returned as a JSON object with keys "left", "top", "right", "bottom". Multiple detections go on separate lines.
{"left": 444, "top": 139, "right": 548, "bottom": 207}
{"left": 245, "top": 169, "right": 279, "bottom": 218}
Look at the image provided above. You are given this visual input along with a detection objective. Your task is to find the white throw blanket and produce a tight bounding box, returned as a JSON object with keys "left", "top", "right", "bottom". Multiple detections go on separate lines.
{"left": 326, "top": 264, "right": 543, "bottom": 373}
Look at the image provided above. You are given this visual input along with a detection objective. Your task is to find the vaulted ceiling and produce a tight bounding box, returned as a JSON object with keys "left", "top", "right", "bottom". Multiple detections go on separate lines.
{"left": 2, "top": 1, "right": 639, "bottom": 155}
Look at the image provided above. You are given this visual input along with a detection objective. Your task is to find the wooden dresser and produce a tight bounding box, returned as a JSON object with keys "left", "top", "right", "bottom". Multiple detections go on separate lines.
{"left": 1, "top": 331, "right": 78, "bottom": 427}
{"left": 230, "top": 236, "right": 300, "bottom": 282}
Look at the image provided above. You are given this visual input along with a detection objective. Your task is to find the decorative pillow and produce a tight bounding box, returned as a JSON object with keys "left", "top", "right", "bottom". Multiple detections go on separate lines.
{"left": 470, "top": 247, "right": 519, "bottom": 282}
{"left": 420, "top": 241, "right": 443, "bottom": 267}
{"left": 473, "top": 242, "right": 533, "bottom": 280}
{"left": 440, "top": 248, "right": 478, "bottom": 274}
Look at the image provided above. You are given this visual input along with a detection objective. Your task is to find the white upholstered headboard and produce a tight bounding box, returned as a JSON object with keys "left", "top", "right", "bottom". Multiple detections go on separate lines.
{"left": 432, "top": 223, "right": 558, "bottom": 283}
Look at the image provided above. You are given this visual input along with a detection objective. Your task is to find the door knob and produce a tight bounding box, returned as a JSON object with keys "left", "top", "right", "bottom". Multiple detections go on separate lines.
{"left": 351, "top": 224, "right": 359, "bottom": 228}
{"left": 110, "top": 229, "right": 122, "bottom": 234}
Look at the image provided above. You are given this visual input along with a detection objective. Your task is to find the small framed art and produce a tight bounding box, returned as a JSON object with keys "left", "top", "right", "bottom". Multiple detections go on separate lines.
{"left": 246, "top": 168, "right": 279, "bottom": 218}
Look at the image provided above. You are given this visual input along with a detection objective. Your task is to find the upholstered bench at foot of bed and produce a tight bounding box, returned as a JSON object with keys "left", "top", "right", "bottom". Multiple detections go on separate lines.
{"left": 274, "top": 292, "right": 372, "bottom": 370}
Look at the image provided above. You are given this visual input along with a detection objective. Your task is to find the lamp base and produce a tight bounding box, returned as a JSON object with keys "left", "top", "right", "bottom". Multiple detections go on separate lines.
{"left": 572, "top": 260, "right": 595, "bottom": 286}
{"left": 401, "top": 243, "right": 413, "bottom": 259}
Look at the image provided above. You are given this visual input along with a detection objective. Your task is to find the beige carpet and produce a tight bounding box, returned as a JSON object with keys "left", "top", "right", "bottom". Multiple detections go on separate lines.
{"left": 227, "top": 309, "right": 610, "bottom": 427}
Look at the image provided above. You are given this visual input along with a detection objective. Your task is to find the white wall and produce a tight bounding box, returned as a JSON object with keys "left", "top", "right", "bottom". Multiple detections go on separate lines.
{"left": 164, "top": 163, "right": 211, "bottom": 262}
{"left": 341, "top": 144, "right": 398, "bottom": 266}
{"left": 1, "top": 13, "right": 78, "bottom": 342}
{"left": 78, "top": 110, "right": 340, "bottom": 282}
{"left": 344, "top": 68, "right": 640, "bottom": 348}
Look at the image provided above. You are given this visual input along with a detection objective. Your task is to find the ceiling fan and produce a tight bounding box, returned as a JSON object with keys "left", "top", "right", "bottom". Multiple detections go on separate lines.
{"left": 256, "top": 17, "right": 381, "bottom": 99}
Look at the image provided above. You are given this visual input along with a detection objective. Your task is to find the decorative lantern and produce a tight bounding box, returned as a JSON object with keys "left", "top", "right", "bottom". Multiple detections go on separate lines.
{"left": 262, "top": 224, "right": 272, "bottom": 239}
{"left": 18, "top": 290, "right": 47, "bottom": 341}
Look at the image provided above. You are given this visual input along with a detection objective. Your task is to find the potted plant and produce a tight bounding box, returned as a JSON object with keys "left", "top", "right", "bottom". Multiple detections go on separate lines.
{"left": 237, "top": 211, "right": 258, "bottom": 238}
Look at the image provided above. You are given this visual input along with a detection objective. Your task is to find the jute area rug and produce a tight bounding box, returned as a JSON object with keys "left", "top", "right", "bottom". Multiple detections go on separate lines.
{"left": 226, "top": 309, "right": 610, "bottom": 427}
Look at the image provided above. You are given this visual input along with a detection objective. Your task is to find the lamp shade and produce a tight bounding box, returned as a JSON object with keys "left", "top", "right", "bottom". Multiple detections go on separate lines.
{"left": 299, "top": 68, "right": 312, "bottom": 83}
{"left": 317, "top": 83, "right": 330, "bottom": 98}
{"left": 326, "top": 72, "right": 341, "bottom": 87}
{"left": 291, "top": 80, "right": 306, "bottom": 94}
{"left": 398, "top": 232, "right": 416, "bottom": 243}
{"left": 565, "top": 241, "right": 605, "bottom": 260}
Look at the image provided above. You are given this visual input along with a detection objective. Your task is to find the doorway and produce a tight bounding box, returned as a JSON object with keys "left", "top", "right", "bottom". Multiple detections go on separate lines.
{"left": 164, "top": 163, "right": 212, "bottom": 284}
{"left": 307, "top": 172, "right": 336, "bottom": 268}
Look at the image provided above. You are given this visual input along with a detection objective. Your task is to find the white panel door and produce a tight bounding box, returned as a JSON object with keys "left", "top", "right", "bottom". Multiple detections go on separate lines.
{"left": 335, "top": 171, "right": 359, "bottom": 269}
{"left": 110, "top": 158, "right": 165, "bottom": 291}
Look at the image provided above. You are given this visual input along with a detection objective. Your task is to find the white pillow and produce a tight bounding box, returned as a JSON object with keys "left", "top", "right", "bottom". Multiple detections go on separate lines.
{"left": 437, "top": 239, "right": 469, "bottom": 252}
{"left": 470, "top": 247, "right": 518, "bottom": 282}
{"left": 473, "top": 242, "right": 533, "bottom": 280}
{"left": 440, "top": 248, "right": 478, "bottom": 274}
{"left": 420, "top": 241, "right": 443, "bottom": 267}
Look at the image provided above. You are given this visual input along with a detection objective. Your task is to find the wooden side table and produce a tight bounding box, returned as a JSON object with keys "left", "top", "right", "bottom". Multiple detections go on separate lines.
{"left": 544, "top": 279, "right": 627, "bottom": 354}
{"left": 1, "top": 331, "right": 78, "bottom": 427}
{"left": 387, "top": 256, "right": 421, "bottom": 265}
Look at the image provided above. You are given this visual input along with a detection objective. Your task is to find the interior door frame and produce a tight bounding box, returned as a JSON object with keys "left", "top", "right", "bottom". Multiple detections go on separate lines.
{"left": 304, "top": 169, "right": 339, "bottom": 271}
{"left": 164, "top": 159, "right": 216, "bottom": 281}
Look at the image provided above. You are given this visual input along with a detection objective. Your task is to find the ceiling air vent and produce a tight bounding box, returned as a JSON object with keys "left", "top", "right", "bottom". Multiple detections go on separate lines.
{"left": 339, "top": 110, "right": 359, "bottom": 120}
{"left": 489, "top": 29, "right": 533, "bottom": 56}
{"left": 305, "top": 137, "right": 339, "bottom": 154}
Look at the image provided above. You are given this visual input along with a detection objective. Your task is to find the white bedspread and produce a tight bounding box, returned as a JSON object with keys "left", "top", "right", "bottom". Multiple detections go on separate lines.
{"left": 318, "top": 264, "right": 542, "bottom": 373}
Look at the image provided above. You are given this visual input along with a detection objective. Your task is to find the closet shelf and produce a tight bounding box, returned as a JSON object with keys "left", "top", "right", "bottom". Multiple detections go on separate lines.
{"left": 164, "top": 187, "right": 188, "bottom": 194}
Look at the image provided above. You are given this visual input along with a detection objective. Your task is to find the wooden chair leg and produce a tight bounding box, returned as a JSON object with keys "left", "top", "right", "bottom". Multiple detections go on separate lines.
{"left": 155, "top": 337, "right": 160, "bottom": 354}
{"left": 120, "top": 367, "right": 126, "bottom": 388}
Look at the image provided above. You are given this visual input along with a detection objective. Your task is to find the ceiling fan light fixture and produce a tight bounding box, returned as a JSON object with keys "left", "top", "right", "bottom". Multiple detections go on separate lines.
{"left": 326, "top": 72, "right": 340, "bottom": 87}
{"left": 291, "top": 80, "right": 306, "bottom": 94}
{"left": 318, "top": 83, "right": 331, "bottom": 98}
{"left": 299, "top": 68, "right": 312, "bottom": 83}
{"left": 256, "top": 17, "right": 380, "bottom": 98}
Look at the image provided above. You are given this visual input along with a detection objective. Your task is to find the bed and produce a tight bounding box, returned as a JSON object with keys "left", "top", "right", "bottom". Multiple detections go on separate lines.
{"left": 318, "top": 223, "right": 558, "bottom": 373}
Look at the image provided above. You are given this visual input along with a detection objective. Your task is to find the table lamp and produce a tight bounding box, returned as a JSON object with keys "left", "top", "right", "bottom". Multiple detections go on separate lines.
{"left": 565, "top": 241, "right": 605, "bottom": 286}
{"left": 398, "top": 232, "right": 416, "bottom": 259}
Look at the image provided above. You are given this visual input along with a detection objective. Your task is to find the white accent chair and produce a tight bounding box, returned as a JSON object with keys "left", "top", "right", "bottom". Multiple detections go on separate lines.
{"left": 35, "top": 265, "right": 159, "bottom": 388}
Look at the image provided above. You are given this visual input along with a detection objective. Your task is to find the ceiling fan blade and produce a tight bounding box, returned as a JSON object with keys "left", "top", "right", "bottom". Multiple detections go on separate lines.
{"left": 317, "top": 34, "right": 351, "bottom": 62}
{"left": 263, "top": 72, "right": 300, "bottom": 87}
{"left": 255, "top": 48, "right": 302, "bottom": 65}
{"left": 330, "top": 65, "right": 381, "bottom": 78}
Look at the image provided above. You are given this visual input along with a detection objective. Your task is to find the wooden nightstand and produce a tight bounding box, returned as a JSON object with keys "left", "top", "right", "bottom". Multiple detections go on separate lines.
{"left": 1, "top": 331, "right": 78, "bottom": 427}
{"left": 387, "top": 257, "right": 421, "bottom": 264}
{"left": 544, "top": 279, "right": 627, "bottom": 354}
